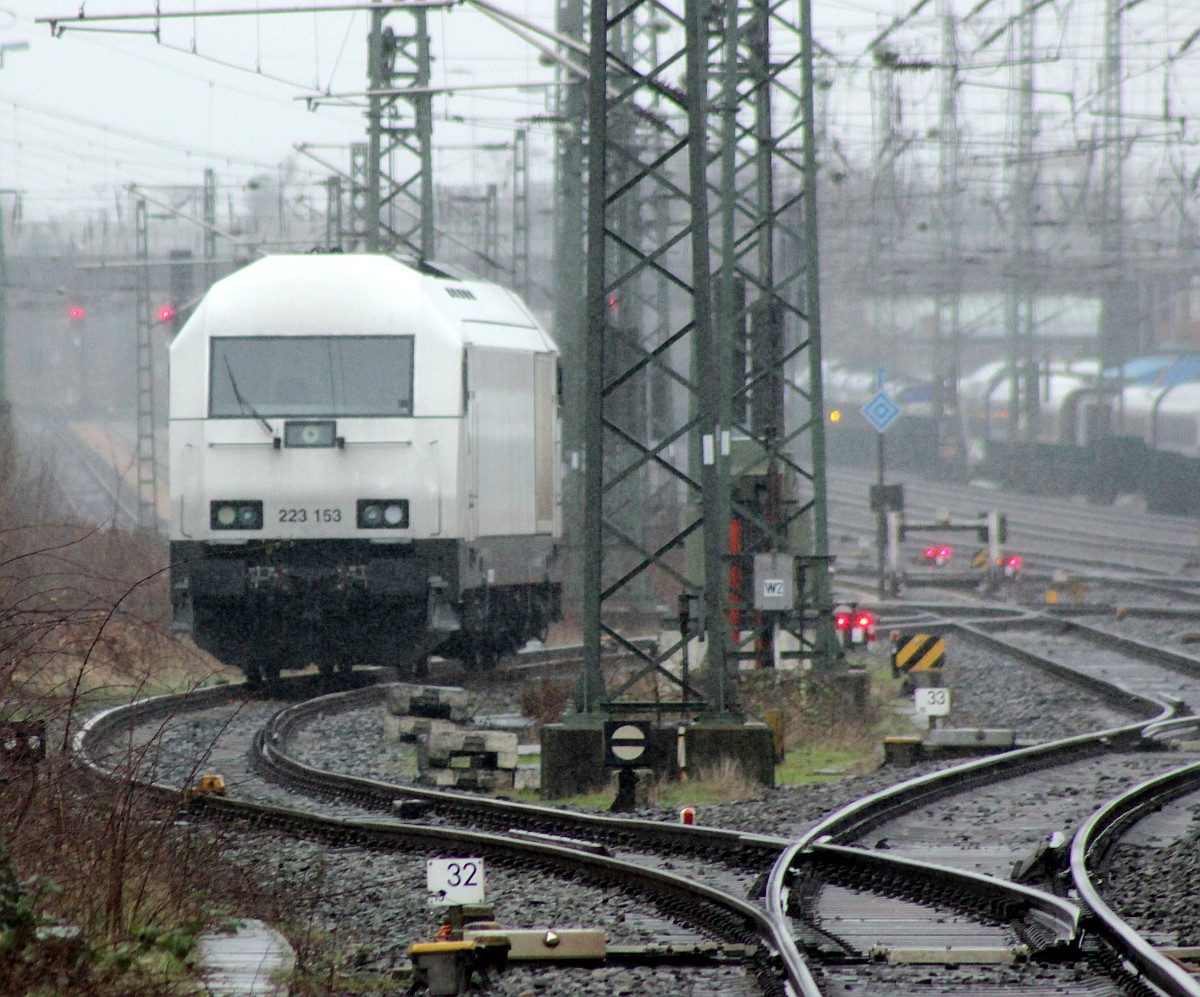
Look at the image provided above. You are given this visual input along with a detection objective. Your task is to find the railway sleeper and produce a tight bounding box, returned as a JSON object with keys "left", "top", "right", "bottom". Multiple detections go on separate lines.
{"left": 796, "top": 855, "right": 1075, "bottom": 961}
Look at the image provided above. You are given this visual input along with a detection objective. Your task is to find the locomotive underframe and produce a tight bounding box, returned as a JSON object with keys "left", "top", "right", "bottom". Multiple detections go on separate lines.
{"left": 170, "top": 537, "right": 562, "bottom": 680}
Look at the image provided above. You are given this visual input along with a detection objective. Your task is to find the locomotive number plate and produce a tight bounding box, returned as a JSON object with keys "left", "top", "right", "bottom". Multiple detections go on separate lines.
{"left": 277, "top": 508, "right": 343, "bottom": 523}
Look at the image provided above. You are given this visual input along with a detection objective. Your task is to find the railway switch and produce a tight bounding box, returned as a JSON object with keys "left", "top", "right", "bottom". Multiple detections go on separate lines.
{"left": 408, "top": 940, "right": 480, "bottom": 996}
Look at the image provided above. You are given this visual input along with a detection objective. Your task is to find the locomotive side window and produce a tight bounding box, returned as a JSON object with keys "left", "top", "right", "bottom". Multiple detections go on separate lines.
{"left": 209, "top": 336, "right": 415, "bottom": 418}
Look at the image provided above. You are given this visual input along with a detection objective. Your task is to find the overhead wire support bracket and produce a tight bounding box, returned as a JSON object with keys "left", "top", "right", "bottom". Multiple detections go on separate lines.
{"left": 40, "top": 1, "right": 460, "bottom": 37}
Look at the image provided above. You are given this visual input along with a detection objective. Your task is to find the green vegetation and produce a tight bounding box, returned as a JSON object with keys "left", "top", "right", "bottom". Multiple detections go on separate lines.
{"left": 530, "top": 650, "right": 923, "bottom": 809}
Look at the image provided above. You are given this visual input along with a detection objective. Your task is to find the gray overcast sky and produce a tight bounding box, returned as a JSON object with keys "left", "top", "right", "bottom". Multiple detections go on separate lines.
{"left": 0, "top": 0, "right": 570, "bottom": 220}
{"left": 1, "top": 1, "right": 1199, "bottom": 227}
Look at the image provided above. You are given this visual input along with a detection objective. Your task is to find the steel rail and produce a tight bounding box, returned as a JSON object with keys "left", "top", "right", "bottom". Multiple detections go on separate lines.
{"left": 764, "top": 724, "right": 1154, "bottom": 996}
{"left": 763, "top": 609, "right": 1181, "bottom": 995}
{"left": 257, "top": 679, "right": 789, "bottom": 856}
{"left": 71, "top": 672, "right": 804, "bottom": 995}
{"left": 1071, "top": 756, "right": 1200, "bottom": 997}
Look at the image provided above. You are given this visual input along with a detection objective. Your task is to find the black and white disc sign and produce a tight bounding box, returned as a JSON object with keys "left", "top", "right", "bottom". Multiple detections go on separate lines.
{"left": 426, "top": 857, "right": 486, "bottom": 906}
{"left": 604, "top": 721, "right": 650, "bottom": 767}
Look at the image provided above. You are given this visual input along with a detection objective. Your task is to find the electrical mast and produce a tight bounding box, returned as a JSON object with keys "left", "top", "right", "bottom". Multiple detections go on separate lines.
{"left": 1004, "top": 0, "right": 1037, "bottom": 442}
{"left": 935, "top": 3, "right": 964, "bottom": 461}
{"left": 575, "top": 0, "right": 838, "bottom": 725}
{"left": 1097, "top": 0, "right": 1127, "bottom": 377}
{"left": 362, "top": 3, "right": 436, "bottom": 258}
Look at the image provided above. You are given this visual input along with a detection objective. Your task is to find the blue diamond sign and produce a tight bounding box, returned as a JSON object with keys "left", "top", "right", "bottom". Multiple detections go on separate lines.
{"left": 861, "top": 391, "right": 901, "bottom": 433}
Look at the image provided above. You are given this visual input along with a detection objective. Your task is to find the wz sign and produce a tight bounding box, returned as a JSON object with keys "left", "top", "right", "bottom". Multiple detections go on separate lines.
{"left": 753, "top": 553, "right": 795, "bottom": 611}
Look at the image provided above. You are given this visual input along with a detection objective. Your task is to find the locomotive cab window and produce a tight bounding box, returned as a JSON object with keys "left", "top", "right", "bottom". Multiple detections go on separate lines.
{"left": 209, "top": 336, "right": 415, "bottom": 418}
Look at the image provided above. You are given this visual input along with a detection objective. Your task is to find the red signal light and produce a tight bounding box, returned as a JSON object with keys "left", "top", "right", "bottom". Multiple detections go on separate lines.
{"left": 68, "top": 305, "right": 86, "bottom": 319}
{"left": 1007, "top": 555, "right": 1021, "bottom": 568}
{"left": 924, "top": 546, "right": 936, "bottom": 559}
{"left": 157, "top": 304, "right": 176, "bottom": 323}
{"left": 856, "top": 613, "right": 874, "bottom": 628}
{"left": 834, "top": 613, "right": 850, "bottom": 630}
{"left": 939, "top": 546, "right": 951, "bottom": 559}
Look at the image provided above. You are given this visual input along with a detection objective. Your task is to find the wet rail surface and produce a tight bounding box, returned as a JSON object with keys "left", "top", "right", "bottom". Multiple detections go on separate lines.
{"left": 74, "top": 670, "right": 792, "bottom": 996}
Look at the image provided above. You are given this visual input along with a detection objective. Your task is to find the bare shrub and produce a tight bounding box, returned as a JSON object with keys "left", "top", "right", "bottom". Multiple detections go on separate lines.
{"left": 0, "top": 434, "right": 241, "bottom": 994}
{"left": 738, "top": 669, "right": 882, "bottom": 751}
{"left": 517, "top": 677, "right": 574, "bottom": 727}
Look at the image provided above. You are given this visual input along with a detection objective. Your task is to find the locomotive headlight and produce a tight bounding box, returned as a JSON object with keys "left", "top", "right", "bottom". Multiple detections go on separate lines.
{"left": 210, "top": 500, "right": 263, "bottom": 530}
{"left": 357, "top": 499, "right": 409, "bottom": 529}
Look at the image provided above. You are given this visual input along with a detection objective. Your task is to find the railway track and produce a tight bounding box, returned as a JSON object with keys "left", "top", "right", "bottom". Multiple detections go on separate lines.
{"left": 754, "top": 607, "right": 1200, "bottom": 995}
{"left": 72, "top": 607, "right": 1200, "bottom": 995}
{"left": 72, "top": 669, "right": 797, "bottom": 995}
{"left": 827, "top": 466, "right": 1200, "bottom": 586}
{"left": 15, "top": 412, "right": 146, "bottom": 529}
{"left": 56, "top": 463, "right": 1200, "bottom": 995}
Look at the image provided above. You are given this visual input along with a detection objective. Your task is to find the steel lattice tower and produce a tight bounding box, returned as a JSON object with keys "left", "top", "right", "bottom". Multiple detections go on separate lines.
{"left": 577, "top": 0, "right": 839, "bottom": 720}
{"left": 134, "top": 198, "right": 160, "bottom": 533}
{"left": 350, "top": 5, "right": 435, "bottom": 258}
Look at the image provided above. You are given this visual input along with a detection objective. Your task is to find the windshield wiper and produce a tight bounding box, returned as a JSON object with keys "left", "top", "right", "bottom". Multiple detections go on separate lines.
{"left": 223, "top": 356, "right": 275, "bottom": 438}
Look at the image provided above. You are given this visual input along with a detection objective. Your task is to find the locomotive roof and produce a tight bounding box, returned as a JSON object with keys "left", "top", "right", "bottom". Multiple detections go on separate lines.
{"left": 175, "top": 253, "right": 556, "bottom": 354}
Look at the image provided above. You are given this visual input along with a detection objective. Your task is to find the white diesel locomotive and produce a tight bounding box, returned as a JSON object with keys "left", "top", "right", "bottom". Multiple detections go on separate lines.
{"left": 169, "top": 254, "right": 563, "bottom": 681}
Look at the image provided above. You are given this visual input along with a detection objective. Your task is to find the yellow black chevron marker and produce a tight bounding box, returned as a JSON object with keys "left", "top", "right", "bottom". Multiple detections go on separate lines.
{"left": 892, "top": 633, "right": 945, "bottom": 674}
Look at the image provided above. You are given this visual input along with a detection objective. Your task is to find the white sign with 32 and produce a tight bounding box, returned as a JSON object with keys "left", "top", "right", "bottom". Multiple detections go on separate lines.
{"left": 426, "top": 857, "right": 486, "bottom": 906}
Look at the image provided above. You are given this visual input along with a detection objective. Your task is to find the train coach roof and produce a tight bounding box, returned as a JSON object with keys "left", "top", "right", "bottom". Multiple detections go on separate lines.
{"left": 175, "top": 253, "right": 555, "bottom": 353}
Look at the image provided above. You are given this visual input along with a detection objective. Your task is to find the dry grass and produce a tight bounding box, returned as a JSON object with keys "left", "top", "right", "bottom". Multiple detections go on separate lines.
{"left": 739, "top": 666, "right": 887, "bottom": 754}
{"left": 516, "top": 677, "right": 575, "bottom": 727}
{"left": 0, "top": 432, "right": 247, "bottom": 995}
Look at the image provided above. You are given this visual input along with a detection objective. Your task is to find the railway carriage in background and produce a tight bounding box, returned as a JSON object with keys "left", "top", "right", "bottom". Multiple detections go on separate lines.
{"left": 169, "top": 253, "right": 563, "bottom": 682}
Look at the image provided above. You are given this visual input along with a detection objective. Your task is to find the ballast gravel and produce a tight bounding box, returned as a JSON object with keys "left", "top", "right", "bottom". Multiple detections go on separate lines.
{"left": 118, "top": 610, "right": 1198, "bottom": 994}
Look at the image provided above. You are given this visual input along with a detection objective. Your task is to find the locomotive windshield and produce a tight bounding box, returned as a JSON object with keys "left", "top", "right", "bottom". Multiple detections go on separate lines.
{"left": 208, "top": 336, "right": 415, "bottom": 418}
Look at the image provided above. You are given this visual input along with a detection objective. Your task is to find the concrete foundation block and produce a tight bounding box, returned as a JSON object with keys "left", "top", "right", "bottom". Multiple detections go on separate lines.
{"left": 387, "top": 683, "right": 470, "bottom": 722}
{"left": 540, "top": 724, "right": 607, "bottom": 798}
{"left": 834, "top": 669, "right": 871, "bottom": 713}
{"left": 383, "top": 714, "right": 458, "bottom": 743}
{"left": 514, "top": 766, "right": 540, "bottom": 791}
{"left": 684, "top": 723, "right": 775, "bottom": 788}
{"left": 421, "top": 768, "right": 515, "bottom": 791}
{"left": 883, "top": 735, "right": 923, "bottom": 766}
{"left": 424, "top": 729, "right": 519, "bottom": 766}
